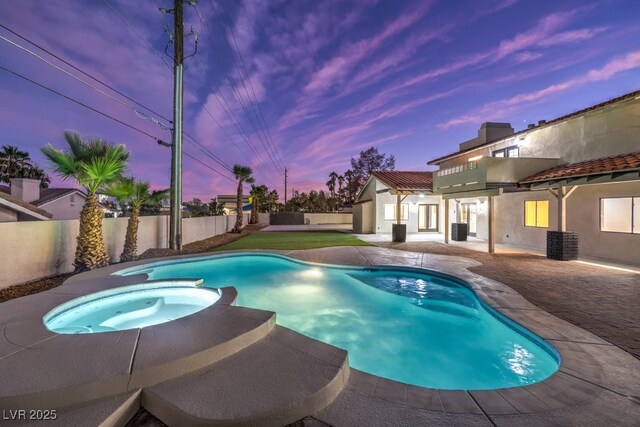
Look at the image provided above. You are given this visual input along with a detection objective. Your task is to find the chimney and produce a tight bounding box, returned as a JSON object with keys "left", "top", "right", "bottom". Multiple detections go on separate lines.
{"left": 459, "top": 122, "right": 514, "bottom": 151}
{"left": 10, "top": 178, "right": 41, "bottom": 203}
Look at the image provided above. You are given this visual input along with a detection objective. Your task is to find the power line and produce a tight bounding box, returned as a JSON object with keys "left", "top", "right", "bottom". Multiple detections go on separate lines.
{"left": 192, "top": 3, "right": 282, "bottom": 178}
{"left": 0, "top": 22, "right": 234, "bottom": 174}
{"left": 0, "top": 63, "right": 238, "bottom": 184}
{"left": 217, "top": 0, "right": 285, "bottom": 170}
{"left": 102, "top": 0, "right": 173, "bottom": 71}
{"left": 0, "top": 64, "right": 162, "bottom": 140}
{"left": 99, "top": 1, "right": 274, "bottom": 181}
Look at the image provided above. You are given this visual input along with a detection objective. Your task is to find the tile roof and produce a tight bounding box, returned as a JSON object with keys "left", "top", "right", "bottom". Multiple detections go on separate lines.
{"left": 371, "top": 171, "right": 433, "bottom": 191}
{"left": 33, "top": 188, "right": 82, "bottom": 206}
{"left": 428, "top": 89, "right": 640, "bottom": 165}
{"left": 0, "top": 191, "right": 53, "bottom": 219}
{"left": 520, "top": 152, "right": 640, "bottom": 184}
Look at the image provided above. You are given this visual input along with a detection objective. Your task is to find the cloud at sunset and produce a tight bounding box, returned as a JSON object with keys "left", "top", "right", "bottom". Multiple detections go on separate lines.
{"left": 0, "top": 0, "right": 638, "bottom": 199}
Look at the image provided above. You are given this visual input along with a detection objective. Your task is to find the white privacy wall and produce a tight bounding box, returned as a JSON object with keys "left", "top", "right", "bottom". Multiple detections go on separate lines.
{"left": 0, "top": 213, "right": 260, "bottom": 289}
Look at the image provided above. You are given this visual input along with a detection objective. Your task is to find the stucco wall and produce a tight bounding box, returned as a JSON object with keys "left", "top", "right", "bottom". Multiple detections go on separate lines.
{"left": 438, "top": 98, "right": 640, "bottom": 168}
{"left": 494, "top": 182, "right": 640, "bottom": 265}
{"left": 0, "top": 213, "right": 251, "bottom": 289}
{"left": 40, "top": 193, "right": 84, "bottom": 220}
{"left": 374, "top": 189, "right": 443, "bottom": 234}
{"left": 304, "top": 213, "right": 353, "bottom": 224}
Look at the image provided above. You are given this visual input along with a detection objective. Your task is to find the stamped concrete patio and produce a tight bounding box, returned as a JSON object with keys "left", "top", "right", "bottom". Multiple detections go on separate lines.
{"left": 0, "top": 246, "right": 639, "bottom": 426}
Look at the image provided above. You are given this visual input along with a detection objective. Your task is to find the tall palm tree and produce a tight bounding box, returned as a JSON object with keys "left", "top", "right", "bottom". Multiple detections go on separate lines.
{"left": 249, "top": 184, "right": 267, "bottom": 224}
{"left": 231, "top": 164, "right": 254, "bottom": 233}
{"left": 103, "top": 178, "right": 168, "bottom": 262}
{"left": 0, "top": 145, "right": 33, "bottom": 184}
{"left": 41, "top": 131, "right": 129, "bottom": 272}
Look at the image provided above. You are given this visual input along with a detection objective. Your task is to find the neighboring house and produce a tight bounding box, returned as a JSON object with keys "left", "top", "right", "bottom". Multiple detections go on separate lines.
{"left": 216, "top": 194, "right": 251, "bottom": 215}
{"left": 353, "top": 90, "right": 640, "bottom": 265}
{"left": 0, "top": 178, "right": 110, "bottom": 221}
{"left": 353, "top": 171, "right": 440, "bottom": 234}
{"left": 0, "top": 190, "right": 52, "bottom": 222}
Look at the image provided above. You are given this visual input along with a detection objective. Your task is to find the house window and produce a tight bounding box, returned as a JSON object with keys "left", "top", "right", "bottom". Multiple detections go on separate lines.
{"left": 493, "top": 145, "right": 519, "bottom": 158}
{"left": 600, "top": 197, "right": 639, "bottom": 234}
{"left": 70, "top": 194, "right": 75, "bottom": 203}
{"left": 384, "top": 203, "right": 408, "bottom": 221}
{"left": 524, "top": 200, "right": 549, "bottom": 228}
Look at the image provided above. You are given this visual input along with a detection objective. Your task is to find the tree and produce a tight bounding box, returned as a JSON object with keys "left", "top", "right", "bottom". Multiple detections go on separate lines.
{"left": 349, "top": 147, "right": 395, "bottom": 198}
{"left": 231, "top": 164, "right": 254, "bottom": 233}
{"left": 41, "top": 131, "right": 129, "bottom": 272}
{"left": 183, "top": 198, "right": 210, "bottom": 217}
{"left": 207, "top": 198, "right": 224, "bottom": 216}
{"left": 103, "top": 178, "right": 168, "bottom": 262}
{"left": 249, "top": 184, "right": 267, "bottom": 224}
{"left": 0, "top": 145, "right": 51, "bottom": 187}
{"left": 261, "top": 189, "right": 280, "bottom": 213}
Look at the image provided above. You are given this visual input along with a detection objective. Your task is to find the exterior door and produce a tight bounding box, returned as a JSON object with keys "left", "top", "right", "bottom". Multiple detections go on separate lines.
{"left": 461, "top": 203, "right": 477, "bottom": 236}
{"left": 418, "top": 204, "right": 439, "bottom": 232}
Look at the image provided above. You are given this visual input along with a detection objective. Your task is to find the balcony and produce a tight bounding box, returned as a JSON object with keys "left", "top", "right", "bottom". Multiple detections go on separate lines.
{"left": 433, "top": 157, "right": 560, "bottom": 195}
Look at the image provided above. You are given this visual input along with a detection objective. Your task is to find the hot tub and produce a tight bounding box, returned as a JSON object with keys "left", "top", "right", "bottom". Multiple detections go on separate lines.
{"left": 44, "top": 280, "right": 220, "bottom": 334}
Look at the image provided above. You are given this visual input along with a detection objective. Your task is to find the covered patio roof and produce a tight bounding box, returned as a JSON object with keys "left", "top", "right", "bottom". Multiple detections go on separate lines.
{"left": 370, "top": 171, "right": 433, "bottom": 194}
{"left": 520, "top": 151, "right": 640, "bottom": 188}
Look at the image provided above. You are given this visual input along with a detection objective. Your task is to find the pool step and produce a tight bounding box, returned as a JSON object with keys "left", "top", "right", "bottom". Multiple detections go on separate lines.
{"left": 0, "top": 292, "right": 275, "bottom": 410}
{"left": 143, "top": 326, "right": 350, "bottom": 427}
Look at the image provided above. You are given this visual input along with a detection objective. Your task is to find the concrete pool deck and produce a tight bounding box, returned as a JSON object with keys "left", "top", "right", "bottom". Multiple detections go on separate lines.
{"left": 0, "top": 247, "right": 639, "bottom": 426}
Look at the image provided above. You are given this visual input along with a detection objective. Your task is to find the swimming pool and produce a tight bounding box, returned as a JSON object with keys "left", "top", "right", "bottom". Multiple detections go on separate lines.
{"left": 44, "top": 280, "right": 221, "bottom": 334}
{"left": 118, "top": 253, "right": 560, "bottom": 390}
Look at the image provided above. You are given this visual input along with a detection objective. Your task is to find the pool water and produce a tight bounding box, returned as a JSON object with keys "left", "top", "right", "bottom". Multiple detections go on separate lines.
{"left": 119, "top": 254, "right": 560, "bottom": 390}
{"left": 44, "top": 282, "right": 221, "bottom": 334}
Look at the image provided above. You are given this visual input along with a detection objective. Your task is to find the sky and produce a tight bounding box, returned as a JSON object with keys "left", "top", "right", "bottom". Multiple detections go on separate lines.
{"left": 0, "top": 0, "right": 639, "bottom": 201}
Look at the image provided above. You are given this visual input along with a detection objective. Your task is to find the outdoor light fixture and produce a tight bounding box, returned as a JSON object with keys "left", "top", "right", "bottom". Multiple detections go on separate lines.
{"left": 419, "top": 193, "right": 425, "bottom": 198}
{"left": 157, "top": 139, "right": 172, "bottom": 148}
{"left": 468, "top": 155, "right": 483, "bottom": 162}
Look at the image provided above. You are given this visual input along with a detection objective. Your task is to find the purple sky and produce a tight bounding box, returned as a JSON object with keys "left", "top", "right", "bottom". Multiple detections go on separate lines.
{"left": 1, "top": 0, "right": 639, "bottom": 200}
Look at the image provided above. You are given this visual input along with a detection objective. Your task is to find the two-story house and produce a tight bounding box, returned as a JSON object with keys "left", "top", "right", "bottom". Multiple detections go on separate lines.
{"left": 428, "top": 91, "right": 640, "bottom": 265}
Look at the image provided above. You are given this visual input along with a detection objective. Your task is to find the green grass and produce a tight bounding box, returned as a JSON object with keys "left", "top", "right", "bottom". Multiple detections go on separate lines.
{"left": 213, "top": 231, "right": 371, "bottom": 251}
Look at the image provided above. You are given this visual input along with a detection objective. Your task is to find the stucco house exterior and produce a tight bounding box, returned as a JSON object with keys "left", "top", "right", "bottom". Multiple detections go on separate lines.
{"left": 354, "top": 90, "right": 640, "bottom": 265}
{"left": 0, "top": 178, "right": 108, "bottom": 221}
{"left": 353, "top": 171, "right": 442, "bottom": 235}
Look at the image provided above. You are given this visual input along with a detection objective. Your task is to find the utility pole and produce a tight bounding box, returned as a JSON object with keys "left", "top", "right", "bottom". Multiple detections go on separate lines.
{"left": 284, "top": 168, "right": 288, "bottom": 211}
{"left": 168, "top": 0, "right": 184, "bottom": 250}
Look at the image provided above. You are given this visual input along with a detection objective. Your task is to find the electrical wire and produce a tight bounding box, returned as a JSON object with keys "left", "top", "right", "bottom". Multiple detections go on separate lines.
{"left": 0, "top": 64, "right": 239, "bottom": 184}
{"left": 217, "top": 0, "right": 285, "bottom": 170}
{"left": 192, "top": 3, "right": 282, "bottom": 178}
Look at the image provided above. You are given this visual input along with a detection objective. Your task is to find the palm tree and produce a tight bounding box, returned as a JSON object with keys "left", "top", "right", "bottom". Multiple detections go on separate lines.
{"left": 41, "top": 131, "right": 129, "bottom": 272}
{"left": 231, "top": 164, "right": 254, "bottom": 233}
{"left": 249, "top": 184, "right": 267, "bottom": 224}
{"left": 103, "top": 178, "right": 168, "bottom": 262}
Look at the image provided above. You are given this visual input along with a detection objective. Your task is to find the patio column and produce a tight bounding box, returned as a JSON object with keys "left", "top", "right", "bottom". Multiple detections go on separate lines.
{"left": 396, "top": 193, "right": 401, "bottom": 225}
{"left": 557, "top": 185, "right": 577, "bottom": 231}
{"left": 488, "top": 196, "right": 495, "bottom": 253}
{"left": 444, "top": 199, "right": 449, "bottom": 244}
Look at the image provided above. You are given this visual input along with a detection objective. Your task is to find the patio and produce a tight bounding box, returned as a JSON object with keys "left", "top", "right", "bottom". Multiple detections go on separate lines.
{"left": 0, "top": 245, "right": 638, "bottom": 425}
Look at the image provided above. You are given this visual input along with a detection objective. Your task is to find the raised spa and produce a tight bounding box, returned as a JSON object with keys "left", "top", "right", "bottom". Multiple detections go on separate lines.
{"left": 118, "top": 253, "right": 560, "bottom": 390}
{"left": 44, "top": 280, "right": 220, "bottom": 334}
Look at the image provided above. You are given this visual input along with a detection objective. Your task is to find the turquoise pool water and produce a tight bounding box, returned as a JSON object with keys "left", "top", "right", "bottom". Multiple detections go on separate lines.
{"left": 119, "top": 253, "right": 559, "bottom": 390}
{"left": 44, "top": 281, "right": 221, "bottom": 334}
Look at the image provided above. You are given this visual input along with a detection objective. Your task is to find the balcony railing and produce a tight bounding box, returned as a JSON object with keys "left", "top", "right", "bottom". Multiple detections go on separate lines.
{"left": 433, "top": 157, "right": 559, "bottom": 194}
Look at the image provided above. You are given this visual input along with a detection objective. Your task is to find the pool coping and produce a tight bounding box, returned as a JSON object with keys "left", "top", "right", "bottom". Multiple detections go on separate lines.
{"left": 0, "top": 247, "right": 638, "bottom": 424}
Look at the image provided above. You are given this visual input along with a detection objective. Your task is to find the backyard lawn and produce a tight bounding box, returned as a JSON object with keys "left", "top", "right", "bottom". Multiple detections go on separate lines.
{"left": 214, "top": 231, "right": 371, "bottom": 251}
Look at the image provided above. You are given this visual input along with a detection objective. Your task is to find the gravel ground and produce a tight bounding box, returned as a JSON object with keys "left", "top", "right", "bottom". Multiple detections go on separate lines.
{"left": 0, "top": 225, "right": 264, "bottom": 303}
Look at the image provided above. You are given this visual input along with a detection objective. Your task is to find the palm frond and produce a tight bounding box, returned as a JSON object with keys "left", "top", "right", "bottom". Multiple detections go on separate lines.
{"left": 40, "top": 145, "right": 78, "bottom": 178}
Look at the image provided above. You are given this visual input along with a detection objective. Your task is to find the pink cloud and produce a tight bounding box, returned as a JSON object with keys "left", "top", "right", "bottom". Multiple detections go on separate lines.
{"left": 439, "top": 50, "right": 640, "bottom": 128}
